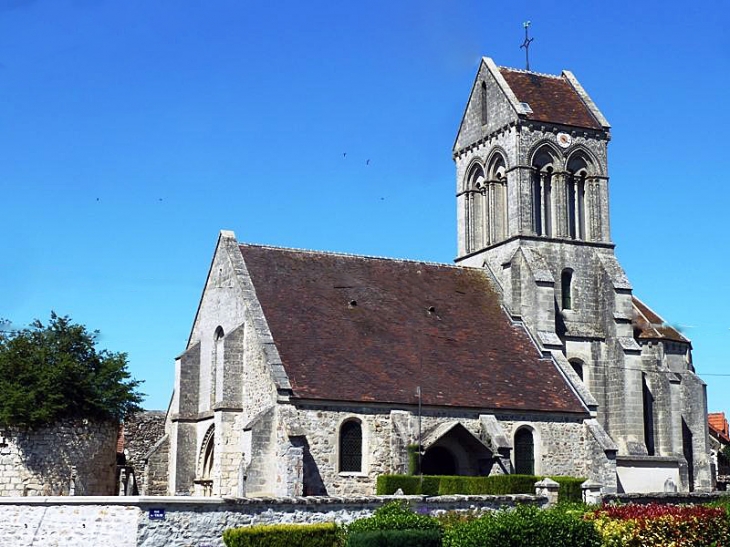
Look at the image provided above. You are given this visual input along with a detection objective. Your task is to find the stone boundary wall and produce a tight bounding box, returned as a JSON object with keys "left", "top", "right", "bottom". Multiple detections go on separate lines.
{"left": 0, "top": 419, "right": 117, "bottom": 496}
{"left": 0, "top": 494, "right": 545, "bottom": 547}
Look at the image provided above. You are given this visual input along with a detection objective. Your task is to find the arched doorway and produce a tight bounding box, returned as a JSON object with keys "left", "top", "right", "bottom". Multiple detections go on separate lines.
{"left": 421, "top": 446, "right": 457, "bottom": 475}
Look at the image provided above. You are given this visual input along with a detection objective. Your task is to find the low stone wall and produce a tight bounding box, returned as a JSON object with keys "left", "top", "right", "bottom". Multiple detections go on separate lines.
{"left": 0, "top": 494, "right": 545, "bottom": 547}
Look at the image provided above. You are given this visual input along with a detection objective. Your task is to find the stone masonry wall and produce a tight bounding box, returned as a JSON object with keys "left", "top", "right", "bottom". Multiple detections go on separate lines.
{"left": 0, "top": 494, "right": 545, "bottom": 547}
{"left": 0, "top": 419, "right": 117, "bottom": 496}
{"left": 290, "top": 405, "right": 600, "bottom": 496}
{"left": 122, "top": 411, "right": 167, "bottom": 494}
{"left": 144, "top": 434, "right": 169, "bottom": 496}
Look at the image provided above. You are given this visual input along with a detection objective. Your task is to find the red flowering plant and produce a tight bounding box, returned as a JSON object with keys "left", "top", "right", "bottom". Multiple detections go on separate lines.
{"left": 586, "top": 503, "right": 730, "bottom": 547}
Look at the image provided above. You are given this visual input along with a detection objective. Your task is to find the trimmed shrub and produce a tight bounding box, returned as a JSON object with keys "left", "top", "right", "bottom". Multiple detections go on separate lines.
{"left": 347, "top": 529, "right": 442, "bottom": 547}
{"left": 377, "top": 474, "right": 584, "bottom": 500}
{"left": 223, "top": 522, "right": 342, "bottom": 547}
{"left": 438, "top": 474, "right": 539, "bottom": 495}
{"left": 442, "top": 504, "right": 600, "bottom": 547}
{"left": 407, "top": 444, "right": 420, "bottom": 475}
{"left": 377, "top": 475, "right": 419, "bottom": 495}
{"left": 347, "top": 501, "right": 441, "bottom": 535}
{"left": 437, "top": 476, "right": 490, "bottom": 495}
{"left": 376, "top": 475, "right": 439, "bottom": 495}
{"left": 550, "top": 476, "right": 585, "bottom": 503}
{"left": 587, "top": 503, "right": 730, "bottom": 547}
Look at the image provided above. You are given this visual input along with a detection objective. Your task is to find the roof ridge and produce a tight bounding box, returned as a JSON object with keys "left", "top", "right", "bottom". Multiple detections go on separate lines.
{"left": 239, "top": 243, "right": 474, "bottom": 271}
{"left": 499, "top": 66, "right": 563, "bottom": 80}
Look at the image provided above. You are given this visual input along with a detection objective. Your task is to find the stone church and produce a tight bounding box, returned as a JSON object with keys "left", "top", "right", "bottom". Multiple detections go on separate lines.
{"left": 162, "top": 57, "right": 711, "bottom": 497}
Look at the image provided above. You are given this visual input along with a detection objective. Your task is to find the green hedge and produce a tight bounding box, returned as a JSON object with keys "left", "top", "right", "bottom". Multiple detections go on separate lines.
{"left": 347, "top": 502, "right": 441, "bottom": 534}
{"left": 376, "top": 474, "right": 584, "bottom": 503}
{"left": 376, "top": 475, "right": 440, "bottom": 496}
{"left": 438, "top": 475, "right": 539, "bottom": 496}
{"left": 551, "top": 476, "right": 584, "bottom": 503}
{"left": 347, "top": 529, "right": 442, "bottom": 547}
{"left": 442, "top": 504, "right": 601, "bottom": 547}
{"left": 377, "top": 474, "right": 541, "bottom": 496}
{"left": 407, "top": 444, "right": 420, "bottom": 475}
{"left": 223, "top": 523, "right": 343, "bottom": 547}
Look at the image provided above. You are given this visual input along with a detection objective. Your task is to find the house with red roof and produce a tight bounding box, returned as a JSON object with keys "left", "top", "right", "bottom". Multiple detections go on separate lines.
{"left": 709, "top": 412, "right": 730, "bottom": 490}
{"left": 160, "top": 57, "right": 712, "bottom": 497}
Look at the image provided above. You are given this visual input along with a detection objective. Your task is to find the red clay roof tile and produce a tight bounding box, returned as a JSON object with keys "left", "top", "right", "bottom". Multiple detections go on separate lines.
{"left": 710, "top": 412, "right": 730, "bottom": 442}
{"left": 240, "top": 244, "right": 587, "bottom": 414}
{"left": 499, "top": 68, "right": 602, "bottom": 130}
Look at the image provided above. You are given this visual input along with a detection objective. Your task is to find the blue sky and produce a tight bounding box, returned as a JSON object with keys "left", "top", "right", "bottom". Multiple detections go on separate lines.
{"left": 1, "top": 0, "right": 728, "bottom": 415}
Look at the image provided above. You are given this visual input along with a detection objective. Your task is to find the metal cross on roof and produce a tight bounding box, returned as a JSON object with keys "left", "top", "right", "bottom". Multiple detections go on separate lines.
{"left": 520, "top": 21, "right": 534, "bottom": 71}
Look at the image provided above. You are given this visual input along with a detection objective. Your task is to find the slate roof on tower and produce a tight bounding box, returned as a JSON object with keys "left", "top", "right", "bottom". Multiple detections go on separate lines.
{"left": 239, "top": 244, "right": 587, "bottom": 414}
{"left": 499, "top": 68, "right": 603, "bottom": 130}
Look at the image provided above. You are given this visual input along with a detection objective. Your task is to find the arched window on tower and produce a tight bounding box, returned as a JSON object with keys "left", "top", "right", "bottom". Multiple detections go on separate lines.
{"left": 566, "top": 154, "right": 594, "bottom": 240}
{"left": 465, "top": 163, "right": 486, "bottom": 253}
{"left": 531, "top": 147, "right": 557, "bottom": 237}
{"left": 561, "top": 269, "right": 573, "bottom": 310}
{"left": 486, "top": 153, "right": 508, "bottom": 244}
{"left": 514, "top": 427, "right": 535, "bottom": 475}
{"left": 339, "top": 420, "right": 363, "bottom": 473}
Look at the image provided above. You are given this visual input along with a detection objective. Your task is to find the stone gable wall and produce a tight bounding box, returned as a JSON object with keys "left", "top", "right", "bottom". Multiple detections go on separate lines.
{"left": 0, "top": 419, "right": 117, "bottom": 496}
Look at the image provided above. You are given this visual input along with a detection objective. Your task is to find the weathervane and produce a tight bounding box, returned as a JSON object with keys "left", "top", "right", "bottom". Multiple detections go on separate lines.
{"left": 520, "top": 21, "right": 534, "bottom": 71}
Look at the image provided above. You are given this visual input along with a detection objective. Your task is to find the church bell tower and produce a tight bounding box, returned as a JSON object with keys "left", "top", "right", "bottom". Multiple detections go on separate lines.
{"left": 453, "top": 57, "right": 712, "bottom": 492}
{"left": 453, "top": 57, "right": 615, "bottom": 344}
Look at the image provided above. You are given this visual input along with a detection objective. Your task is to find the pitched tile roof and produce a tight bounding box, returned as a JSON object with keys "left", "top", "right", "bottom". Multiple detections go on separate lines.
{"left": 499, "top": 68, "right": 603, "bottom": 130}
{"left": 632, "top": 297, "right": 690, "bottom": 344}
{"left": 709, "top": 412, "right": 730, "bottom": 443}
{"left": 239, "top": 244, "right": 587, "bottom": 414}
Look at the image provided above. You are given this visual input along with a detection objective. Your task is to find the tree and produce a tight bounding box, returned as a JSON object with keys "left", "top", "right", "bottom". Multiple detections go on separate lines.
{"left": 0, "top": 312, "right": 144, "bottom": 428}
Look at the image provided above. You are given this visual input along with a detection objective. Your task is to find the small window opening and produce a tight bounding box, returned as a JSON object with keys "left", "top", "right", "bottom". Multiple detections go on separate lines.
{"left": 480, "top": 82, "right": 488, "bottom": 124}
{"left": 643, "top": 374, "right": 655, "bottom": 456}
{"left": 569, "top": 359, "right": 584, "bottom": 381}
{"left": 561, "top": 270, "right": 573, "bottom": 310}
